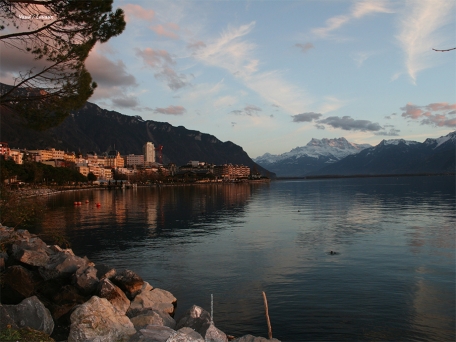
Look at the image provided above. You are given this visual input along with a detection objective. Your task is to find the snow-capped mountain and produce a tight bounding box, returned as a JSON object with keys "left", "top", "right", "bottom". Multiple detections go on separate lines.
{"left": 309, "top": 131, "right": 456, "bottom": 176}
{"left": 254, "top": 137, "right": 371, "bottom": 177}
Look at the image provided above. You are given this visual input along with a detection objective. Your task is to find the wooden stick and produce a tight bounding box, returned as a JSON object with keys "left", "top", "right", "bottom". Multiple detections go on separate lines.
{"left": 262, "top": 291, "right": 272, "bottom": 339}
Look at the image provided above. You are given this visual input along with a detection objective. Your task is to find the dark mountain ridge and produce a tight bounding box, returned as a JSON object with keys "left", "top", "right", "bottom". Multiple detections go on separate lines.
{"left": 1, "top": 100, "right": 274, "bottom": 176}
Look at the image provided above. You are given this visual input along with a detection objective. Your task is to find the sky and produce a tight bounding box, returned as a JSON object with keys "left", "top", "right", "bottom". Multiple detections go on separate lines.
{"left": 2, "top": 0, "right": 456, "bottom": 158}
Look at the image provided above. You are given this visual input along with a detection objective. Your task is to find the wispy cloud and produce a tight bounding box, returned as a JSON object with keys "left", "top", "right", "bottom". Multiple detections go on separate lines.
{"left": 136, "top": 48, "right": 191, "bottom": 90}
{"left": 122, "top": 4, "right": 155, "bottom": 22}
{"left": 230, "top": 104, "right": 262, "bottom": 116}
{"left": 396, "top": 0, "right": 455, "bottom": 82}
{"left": 154, "top": 105, "right": 186, "bottom": 115}
{"left": 295, "top": 43, "right": 314, "bottom": 53}
{"left": 194, "top": 22, "right": 313, "bottom": 113}
{"left": 401, "top": 102, "right": 456, "bottom": 127}
{"left": 312, "top": 0, "right": 393, "bottom": 39}
{"left": 151, "top": 23, "right": 180, "bottom": 39}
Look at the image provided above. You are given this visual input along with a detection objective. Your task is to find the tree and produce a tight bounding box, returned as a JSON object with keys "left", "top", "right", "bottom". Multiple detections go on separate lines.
{"left": 87, "top": 171, "right": 97, "bottom": 184}
{"left": 0, "top": 0, "right": 126, "bottom": 130}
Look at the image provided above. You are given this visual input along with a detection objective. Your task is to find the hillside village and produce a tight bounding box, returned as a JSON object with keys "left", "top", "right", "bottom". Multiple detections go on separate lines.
{"left": 0, "top": 141, "right": 258, "bottom": 184}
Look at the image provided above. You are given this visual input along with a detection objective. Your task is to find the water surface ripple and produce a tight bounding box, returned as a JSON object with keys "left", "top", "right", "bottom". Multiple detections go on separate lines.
{"left": 36, "top": 176, "right": 455, "bottom": 341}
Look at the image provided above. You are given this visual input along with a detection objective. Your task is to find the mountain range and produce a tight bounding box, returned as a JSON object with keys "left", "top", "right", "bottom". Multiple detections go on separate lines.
{"left": 0, "top": 100, "right": 274, "bottom": 177}
{"left": 254, "top": 137, "right": 371, "bottom": 177}
{"left": 309, "top": 132, "right": 456, "bottom": 176}
{"left": 254, "top": 132, "right": 455, "bottom": 177}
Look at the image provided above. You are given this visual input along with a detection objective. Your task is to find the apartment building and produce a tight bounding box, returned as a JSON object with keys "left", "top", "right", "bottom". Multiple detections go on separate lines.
{"left": 214, "top": 164, "right": 250, "bottom": 180}
{"left": 126, "top": 154, "right": 144, "bottom": 167}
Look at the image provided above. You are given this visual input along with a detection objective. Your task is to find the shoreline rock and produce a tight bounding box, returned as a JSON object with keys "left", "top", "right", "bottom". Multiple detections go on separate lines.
{"left": 0, "top": 226, "right": 280, "bottom": 342}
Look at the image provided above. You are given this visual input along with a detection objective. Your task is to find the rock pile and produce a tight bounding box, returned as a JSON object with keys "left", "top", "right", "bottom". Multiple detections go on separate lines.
{"left": 0, "top": 226, "right": 281, "bottom": 342}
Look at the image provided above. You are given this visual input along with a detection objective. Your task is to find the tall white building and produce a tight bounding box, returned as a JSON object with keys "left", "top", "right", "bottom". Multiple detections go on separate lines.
{"left": 143, "top": 142, "right": 155, "bottom": 166}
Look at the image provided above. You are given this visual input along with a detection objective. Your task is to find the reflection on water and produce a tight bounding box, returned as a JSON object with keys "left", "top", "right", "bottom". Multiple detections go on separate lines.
{"left": 35, "top": 176, "right": 455, "bottom": 341}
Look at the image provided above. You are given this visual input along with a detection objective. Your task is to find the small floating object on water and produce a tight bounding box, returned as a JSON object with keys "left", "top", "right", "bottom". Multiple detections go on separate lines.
{"left": 329, "top": 250, "right": 338, "bottom": 255}
{"left": 85, "top": 200, "right": 89, "bottom": 203}
{"left": 96, "top": 203, "right": 101, "bottom": 207}
{"left": 78, "top": 201, "right": 82, "bottom": 205}
{"left": 74, "top": 202, "right": 78, "bottom": 205}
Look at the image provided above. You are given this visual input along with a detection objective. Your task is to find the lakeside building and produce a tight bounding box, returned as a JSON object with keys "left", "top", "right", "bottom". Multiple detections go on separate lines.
{"left": 0, "top": 142, "right": 10, "bottom": 156}
{"left": 214, "top": 164, "right": 250, "bottom": 180}
{"left": 9, "top": 149, "right": 23, "bottom": 164}
{"left": 105, "top": 150, "right": 124, "bottom": 168}
{"left": 28, "top": 148, "right": 65, "bottom": 161}
{"left": 143, "top": 142, "right": 155, "bottom": 166}
{"left": 126, "top": 154, "right": 144, "bottom": 167}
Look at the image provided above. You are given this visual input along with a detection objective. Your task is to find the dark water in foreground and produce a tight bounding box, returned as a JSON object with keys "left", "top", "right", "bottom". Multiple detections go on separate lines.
{"left": 36, "top": 176, "right": 455, "bottom": 341}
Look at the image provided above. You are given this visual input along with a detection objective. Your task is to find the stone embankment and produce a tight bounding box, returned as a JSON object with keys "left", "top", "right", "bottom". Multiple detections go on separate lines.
{"left": 0, "top": 226, "right": 280, "bottom": 342}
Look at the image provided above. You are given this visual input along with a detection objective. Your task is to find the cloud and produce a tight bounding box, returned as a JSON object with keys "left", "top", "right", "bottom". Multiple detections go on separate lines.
{"left": 84, "top": 45, "right": 139, "bottom": 109}
{"left": 396, "top": 0, "right": 455, "bottom": 82}
{"left": 317, "top": 116, "right": 382, "bottom": 131}
{"left": 111, "top": 96, "right": 139, "bottom": 108}
{"left": 136, "top": 48, "right": 191, "bottom": 90}
{"left": 231, "top": 104, "right": 262, "bottom": 116}
{"left": 187, "top": 41, "right": 207, "bottom": 51}
{"left": 151, "top": 23, "right": 180, "bottom": 39}
{"left": 315, "top": 124, "right": 325, "bottom": 130}
{"left": 122, "top": 4, "right": 155, "bottom": 22}
{"left": 295, "top": 43, "right": 314, "bottom": 53}
{"left": 401, "top": 102, "right": 456, "bottom": 127}
{"left": 292, "top": 112, "right": 322, "bottom": 122}
{"left": 374, "top": 128, "right": 400, "bottom": 136}
{"left": 154, "top": 105, "right": 186, "bottom": 115}
{"left": 312, "top": 0, "right": 393, "bottom": 38}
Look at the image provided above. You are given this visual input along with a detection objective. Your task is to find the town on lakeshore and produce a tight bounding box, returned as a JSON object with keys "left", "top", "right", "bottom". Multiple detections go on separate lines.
{"left": 0, "top": 141, "right": 268, "bottom": 186}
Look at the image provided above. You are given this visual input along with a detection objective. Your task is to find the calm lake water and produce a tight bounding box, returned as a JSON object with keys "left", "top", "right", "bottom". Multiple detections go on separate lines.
{"left": 35, "top": 176, "right": 455, "bottom": 341}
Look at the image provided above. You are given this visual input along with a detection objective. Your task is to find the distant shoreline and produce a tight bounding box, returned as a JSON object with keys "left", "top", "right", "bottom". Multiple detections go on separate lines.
{"left": 275, "top": 172, "right": 455, "bottom": 180}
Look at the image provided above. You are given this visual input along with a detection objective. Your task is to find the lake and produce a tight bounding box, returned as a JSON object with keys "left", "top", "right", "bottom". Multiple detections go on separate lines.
{"left": 35, "top": 176, "right": 455, "bottom": 341}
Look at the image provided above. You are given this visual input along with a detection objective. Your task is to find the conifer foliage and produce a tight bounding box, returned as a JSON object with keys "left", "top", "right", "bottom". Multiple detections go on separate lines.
{"left": 0, "top": 0, "right": 126, "bottom": 130}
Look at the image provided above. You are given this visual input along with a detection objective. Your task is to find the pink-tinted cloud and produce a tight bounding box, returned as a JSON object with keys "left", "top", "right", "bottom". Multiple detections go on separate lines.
{"left": 122, "top": 4, "right": 155, "bottom": 22}
{"left": 154, "top": 105, "right": 186, "bottom": 115}
{"left": 136, "top": 48, "right": 191, "bottom": 90}
{"left": 151, "top": 23, "right": 179, "bottom": 39}
{"left": 401, "top": 102, "right": 456, "bottom": 127}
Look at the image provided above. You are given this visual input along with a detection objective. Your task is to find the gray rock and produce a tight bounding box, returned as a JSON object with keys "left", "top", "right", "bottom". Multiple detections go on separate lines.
{"left": 139, "top": 325, "right": 176, "bottom": 342}
{"left": 98, "top": 278, "right": 131, "bottom": 314}
{"left": 175, "top": 305, "right": 211, "bottom": 338}
{"left": 167, "top": 327, "right": 205, "bottom": 342}
{"left": 68, "top": 296, "right": 136, "bottom": 342}
{"left": 73, "top": 265, "right": 99, "bottom": 295}
{"left": 95, "top": 263, "right": 117, "bottom": 280}
{"left": 3, "top": 265, "right": 35, "bottom": 299}
{"left": 232, "top": 335, "right": 281, "bottom": 342}
{"left": 0, "top": 304, "right": 19, "bottom": 330}
{"left": 112, "top": 269, "right": 145, "bottom": 300}
{"left": 129, "top": 287, "right": 177, "bottom": 317}
{"left": 130, "top": 309, "right": 176, "bottom": 330}
{"left": 205, "top": 323, "right": 228, "bottom": 342}
{"left": 16, "top": 248, "right": 50, "bottom": 267}
{"left": 2, "top": 296, "right": 54, "bottom": 335}
{"left": 39, "top": 249, "right": 88, "bottom": 280}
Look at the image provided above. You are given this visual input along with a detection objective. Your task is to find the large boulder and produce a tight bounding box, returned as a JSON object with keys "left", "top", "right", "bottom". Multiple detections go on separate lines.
{"left": 2, "top": 296, "right": 54, "bottom": 335}
{"left": 205, "top": 323, "right": 228, "bottom": 342}
{"left": 111, "top": 269, "right": 144, "bottom": 299}
{"left": 129, "top": 287, "right": 177, "bottom": 317}
{"left": 166, "top": 327, "right": 205, "bottom": 342}
{"left": 73, "top": 265, "right": 99, "bottom": 295}
{"left": 232, "top": 335, "right": 281, "bottom": 342}
{"left": 98, "top": 278, "right": 130, "bottom": 314}
{"left": 95, "top": 263, "right": 117, "bottom": 280}
{"left": 138, "top": 325, "right": 176, "bottom": 342}
{"left": 39, "top": 248, "right": 89, "bottom": 280}
{"left": 1, "top": 265, "right": 36, "bottom": 303}
{"left": 68, "top": 296, "right": 136, "bottom": 342}
{"left": 129, "top": 309, "right": 176, "bottom": 330}
{"left": 175, "top": 305, "right": 211, "bottom": 338}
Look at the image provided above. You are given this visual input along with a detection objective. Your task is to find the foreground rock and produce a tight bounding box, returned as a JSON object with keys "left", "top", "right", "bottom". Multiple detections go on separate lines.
{"left": 232, "top": 335, "right": 281, "bottom": 342}
{"left": 2, "top": 296, "right": 54, "bottom": 335}
{"left": 68, "top": 296, "right": 136, "bottom": 342}
{"left": 0, "top": 226, "right": 281, "bottom": 342}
